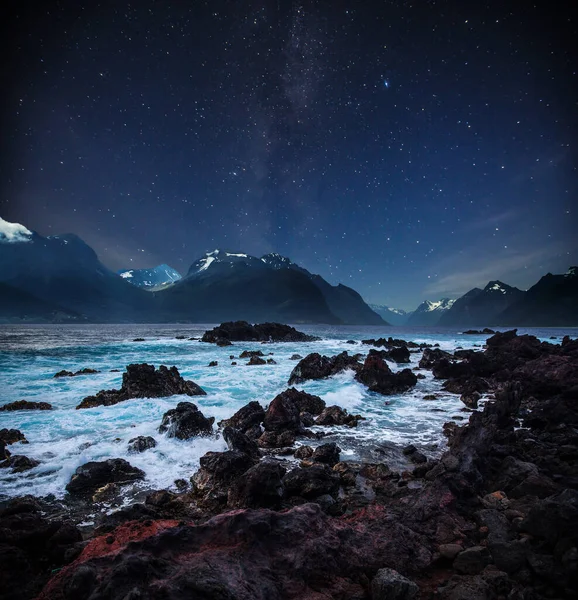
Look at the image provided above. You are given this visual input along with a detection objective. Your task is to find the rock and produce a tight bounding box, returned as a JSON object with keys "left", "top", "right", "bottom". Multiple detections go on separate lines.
{"left": 216, "top": 338, "right": 232, "bottom": 346}
{"left": 0, "top": 400, "right": 52, "bottom": 411}
{"left": 419, "top": 348, "right": 453, "bottom": 368}
{"left": 315, "top": 405, "right": 364, "bottom": 427}
{"left": 201, "top": 321, "right": 318, "bottom": 343}
{"left": 247, "top": 356, "right": 267, "bottom": 365}
{"left": 0, "top": 455, "right": 40, "bottom": 472}
{"left": 66, "top": 458, "right": 145, "bottom": 496}
{"left": 222, "top": 426, "right": 260, "bottom": 457}
{"left": 218, "top": 401, "right": 265, "bottom": 434}
{"left": 288, "top": 351, "right": 361, "bottom": 385}
{"left": 355, "top": 355, "right": 418, "bottom": 395}
{"left": 311, "top": 442, "right": 341, "bottom": 466}
{"left": 294, "top": 445, "right": 314, "bottom": 459}
{"left": 439, "top": 543, "right": 463, "bottom": 560}
{"left": 158, "top": 402, "right": 214, "bottom": 440}
{"left": 133, "top": 337, "right": 145, "bottom": 341}
{"left": 368, "top": 346, "right": 411, "bottom": 364}
{"left": 266, "top": 358, "right": 277, "bottom": 364}
{"left": 77, "top": 364, "right": 206, "bottom": 409}
{"left": 208, "top": 360, "right": 218, "bottom": 367}
{"left": 453, "top": 546, "right": 491, "bottom": 575}
{"left": 54, "top": 368, "right": 100, "bottom": 377}
{"left": 461, "top": 390, "right": 481, "bottom": 409}
{"left": 0, "top": 428, "right": 28, "bottom": 444}
{"left": 290, "top": 354, "right": 303, "bottom": 360}
{"left": 283, "top": 464, "right": 340, "bottom": 499}
{"left": 258, "top": 430, "right": 296, "bottom": 448}
{"left": 228, "top": 460, "right": 286, "bottom": 509}
{"left": 127, "top": 436, "right": 157, "bottom": 453}
{"left": 239, "top": 350, "right": 265, "bottom": 358}
{"left": 263, "top": 390, "right": 301, "bottom": 433}
{"left": 0, "top": 439, "right": 8, "bottom": 460}
{"left": 371, "top": 567, "right": 419, "bottom": 600}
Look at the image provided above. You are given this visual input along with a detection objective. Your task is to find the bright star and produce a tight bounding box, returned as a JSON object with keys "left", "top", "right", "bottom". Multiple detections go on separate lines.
{"left": 384, "top": 80, "right": 389, "bottom": 88}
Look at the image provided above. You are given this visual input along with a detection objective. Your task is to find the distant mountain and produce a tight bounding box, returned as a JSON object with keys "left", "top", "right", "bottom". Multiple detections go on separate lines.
{"left": 158, "top": 249, "right": 386, "bottom": 325}
{"left": 406, "top": 298, "right": 455, "bottom": 326}
{"left": 119, "top": 264, "right": 181, "bottom": 290}
{"left": 369, "top": 304, "right": 409, "bottom": 326}
{"left": 0, "top": 222, "right": 155, "bottom": 322}
{"left": 496, "top": 267, "right": 578, "bottom": 326}
{"left": 439, "top": 281, "right": 524, "bottom": 327}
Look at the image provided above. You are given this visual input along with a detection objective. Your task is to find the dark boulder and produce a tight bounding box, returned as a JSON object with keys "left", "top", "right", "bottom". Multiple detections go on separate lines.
{"left": 77, "top": 364, "right": 206, "bottom": 409}
{"left": 239, "top": 350, "right": 265, "bottom": 358}
{"left": 127, "top": 436, "right": 157, "bottom": 453}
{"left": 0, "top": 455, "right": 40, "bottom": 472}
{"left": 0, "top": 428, "right": 28, "bottom": 444}
{"left": 263, "top": 391, "right": 302, "bottom": 433}
{"left": 258, "top": 430, "right": 296, "bottom": 448}
{"left": 0, "top": 400, "right": 52, "bottom": 411}
{"left": 371, "top": 567, "right": 419, "bottom": 600}
{"left": 158, "top": 402, "right": 214, "bottom": 440}
{"left": 288, "top": 351, "right": 362, "bottom": 385}
{"left": 218, "top": 401, "right": 265, "bottom": 434}
{"left": 369, "top": 346, "right": 411, "bottom": 364}
{"left": 247, "top": 355, "right": 267, "bottom": 365}
{"left": 65, "top": 458, "right": 145, "bottom": 496}
{"left": 355, "top": 355, "right": 418, "bottom": 395}
{"left": 311, "top": 442, "right": 341, "bottom": 466}
{"left": 54, "top": 368, "right": 99, "bottom": 378}
{"left": 419, "top": 348, "right": 453, "bottom": 369}
{"left": 315, "top": 405, "right": 364, "bottom": 427}
{"left": 222, "top": 426, "right": 260, "bottom": 457}
{"left": 228, "top": 460, "right": 287, "bottom": 509}
{"left": 283, "top": 464, "right": 340, "bottom": 499}
{"left": 461, "top": 391, "right": 481, "bottom": 409}
{"left": 202, "top": 321, "right": 318, "bottom": 343}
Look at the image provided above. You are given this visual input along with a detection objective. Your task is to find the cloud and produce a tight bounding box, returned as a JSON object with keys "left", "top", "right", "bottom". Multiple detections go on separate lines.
{"left": 0, "top": 217, "right": 32, "bottom": 243}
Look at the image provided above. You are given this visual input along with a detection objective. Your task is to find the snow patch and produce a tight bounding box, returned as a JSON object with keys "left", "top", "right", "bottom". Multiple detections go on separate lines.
{"left": 198, "top": 256, "right": 216, "bottom": 271}
{"left": 119, "top": 271, "right": 134, "bottom": 279}
{"left": 0, "top": 217, "right": 32, "bottom": 243}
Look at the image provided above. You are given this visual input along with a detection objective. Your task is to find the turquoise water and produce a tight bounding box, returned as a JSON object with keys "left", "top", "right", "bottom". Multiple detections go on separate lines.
{"left": 0, "top": 324, "right": 575, "bottom": 501}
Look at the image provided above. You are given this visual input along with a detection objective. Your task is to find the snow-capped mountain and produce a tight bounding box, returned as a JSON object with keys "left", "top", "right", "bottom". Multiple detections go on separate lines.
{"left": 369, "top": 304, "right": 409, "bottom": 326}
{"left": 405, "top": 298, "right": 455, "bottom": 326}
{"left": 163, "top": 248, "right": 386, "bottom": 325}
{"left": 439, "top": 280, "right": 524, "bottom": 327}
{"left": 118, "top": 264, "right": 181, "bottom": 290}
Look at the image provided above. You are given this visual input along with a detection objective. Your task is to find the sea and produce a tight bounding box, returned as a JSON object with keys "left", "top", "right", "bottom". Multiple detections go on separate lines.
{"left": 0, "top": 324, "right": 576, "bottom": 504}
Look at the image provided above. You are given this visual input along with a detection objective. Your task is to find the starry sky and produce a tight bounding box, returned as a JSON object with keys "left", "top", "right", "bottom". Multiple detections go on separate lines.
{"left": 1, "top": 0, "right": 576, "bottom": 310}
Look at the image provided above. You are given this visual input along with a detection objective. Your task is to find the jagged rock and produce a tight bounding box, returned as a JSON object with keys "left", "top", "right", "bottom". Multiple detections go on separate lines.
{"left": 0, "top": 400, "right": 52, "bottom": 411}
{"left": 311, "top": 442, "right": 341, "bottom": 466}
{"left": 0, "top": 428, "right": 28, "bottom": 444}
{"left": 247, "top": 355, "right": 267, "bottom": 365}
{"left": 290, "top": 354, "right": 303, "bottom": 360}
{"left": 239, "top": 350, "right": 265, "bottom": 358}
{"left": 127, "top": 436, "right": 157, "bottom": 453}
{"left": 77, "top": 364, "right": 206, "bottom": 409}
{"left": 258, "top": 430, "right": 296, "bottom": 448}
{"left": 294, "top": 445, "right": 314, "bottom": 459}
{"left": 228, "top": 460, "right": 286, "bottom": 509}
{"left": 218, "top": 401, "right": 265, "bottom": 434}
{"left": 222, "top": 426, "right": 260, "bottom": 457}
{"left": 202, "top": 321, "right": 318, "bottom": 343}
{"left": 368, "top": 346, "right": 411, "bottom": 364}
{"left": 288, "top": 351, "right": 361, "bottom": 385}
{"left": 0, "top": 455, "right": 40, "bottom": 472}
{"left": 355, "top": 355, "right": 418, "bottom": 395}
{"left": 216, "top": 338, "right": 232, "bottom": 346}
{"left": 419, "top": 348, "right": 453, "bottom": 369}
{"left": 208, "top": 360, "right": 218, "bottom": 367}
{"left": 263, "top": 390, "right": 302, "bottom": 433}
{"left": 283, "top": 464, "right": 340, "bottom": 499}
{"left": 267, "top": 358, "right": 277, "bottom": 364}
{"left": 371, "top": 567, "right": 419, "bottom": 600}
{"left": 453, "top": 546, "right": 491, "bottom": 575}
{"left": 54, "top": 368, "right": 100, "bottom": 378}
{"left": 315, "top": 405, "right": 364, "bottom": 427}
{"left": 65, "top": 458, "right": 145, "bottom": 496}
{"left": 461, "top": 391, "right": 481, "bottom": 409}
{"left": 158, "top": 402, "right": 214, "bottom": 440}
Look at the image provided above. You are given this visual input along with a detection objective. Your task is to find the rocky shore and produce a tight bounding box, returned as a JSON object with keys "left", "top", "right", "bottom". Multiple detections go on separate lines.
{"left": 1, "top": 327, "right": 577, "bottom": 599}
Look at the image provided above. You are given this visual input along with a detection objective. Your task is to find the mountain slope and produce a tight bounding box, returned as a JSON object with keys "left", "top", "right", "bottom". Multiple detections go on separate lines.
{"left": 119, "top": 264, "right": 182, "bottom": 290}
{"left": 496, "top": 268, "right": 578, "bottom": 326}
{"left": 369, "top": 304, "right": 409, "bottom": 326}
{"left": 406, "top": 298, "right": 455, "bottom": 326}
{"left": 439, "top": 281, "right": 524, "bottom": 327}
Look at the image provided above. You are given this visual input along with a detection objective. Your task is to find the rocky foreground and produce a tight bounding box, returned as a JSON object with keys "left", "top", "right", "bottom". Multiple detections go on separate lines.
{"left": 1, "top": 330, "right": 577, "bottom": 599}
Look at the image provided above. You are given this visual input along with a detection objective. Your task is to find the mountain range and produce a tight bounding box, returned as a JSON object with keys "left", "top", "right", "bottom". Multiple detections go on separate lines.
{"left": 0, "top": 219, "right": 576, "bottom": 326}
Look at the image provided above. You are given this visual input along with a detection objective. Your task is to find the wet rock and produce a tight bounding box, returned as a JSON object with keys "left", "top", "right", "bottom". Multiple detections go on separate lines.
{"left": 311, "top": 442, "right": 341, "bottom": 466}
{"left": 263, "top": 390, "right": 302, "bottom": 433}
{"left": 202, "top": 321, "right": 318, "bottom": 343}
{"left": 355, "top": 355, "right": 418, "bottom": 395}
{"left": 218, "top": 401, "right": 265, "bottom": 434}
{"left": 315, "top": 405, "right": 364, "bottom": 427}
{"left": 66, "top": 458, "right": 145, "bottom": 496}
{"left": 77, "top": 363, "right": 206, "bottom": 409}
{"left": 127, "top": 436, "right": 157, "bottom": 453}
{"left": 267, "top": 358, "right": 277, "bottom": 364}
{"left": 369, "top": 346, "right": 411, "bottom": 364}
{"left": 208, "top": 360, "right": 218, "bottom": 367}
{"left": 132, "top": 337, "right": 145, "bottom": 341}
{"left": 247, "top": 355, "right": 267, "bottom": 365}
{"left": 228, "top": 460, "right": 286, "bottom": 509}
{"left": 0, "top": 455, "right": 40, "bottom": 472}
{"left": 258, "top": 430, "right": 296, "bottom": 448}
{"left": 453, "top": 546, "right": 491, "bottom": 575}
{"left": 294, "top": 445, "right": 314, "bottom": 459}
{"left": 283, "top": 464, "right": 340, "bottom": 499}
{"left": 239, "top": 350, "right": 265, "bottom": 358}
{"left": 290, "top": 354, "right": 303, "bottom": 360}
{"left": 420, "top": 349, "right": 453, "bottom": 370}
{"left": 288, "top": 351, "right": 361, "bottom": 385}
{"left": 222, "top": 426, "right": 260, "bottom": 457}
{"left": 0, "top": 439, "right": 8, "bottom": 460}
{"left": 0, "top": 400, "right": 52, "bottom": 411}
{"left": 463, "top": 328, "right": 496, "bottom": 334}
{"left": 54, "top": 368, "right": 100, "bottom": 377}
{"left": 158, "top": 402, "right": 214, "bottom": 440}
{"left": 216, "top": 338, "right": 232, "bottom": 346}
{"left": 0, "top": 428, "right": 28, "bottom": 444}
{"left": 371, "top": 567, "right": 419, "bottom": 600}
{"left": 461, "top": 391, "right": 481, "bottom": 409}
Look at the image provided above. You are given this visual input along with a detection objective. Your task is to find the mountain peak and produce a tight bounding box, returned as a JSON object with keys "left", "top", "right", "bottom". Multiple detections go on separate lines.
{"left": 565, "top": 266, "right": 578, "bottom": 278}
{"left": 0, "top": 217, "right": 32, "bottom": 243}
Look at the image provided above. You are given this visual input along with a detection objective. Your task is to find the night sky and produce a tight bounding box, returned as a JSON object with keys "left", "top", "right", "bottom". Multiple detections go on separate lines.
{"left": 1, "top": 0, "right": 576, "bottom": 310}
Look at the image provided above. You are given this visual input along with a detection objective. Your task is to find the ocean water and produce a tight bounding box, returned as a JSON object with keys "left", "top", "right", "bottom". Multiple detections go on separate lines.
{"left": 0, "top": 323, "right": 575, "bottom": 502}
